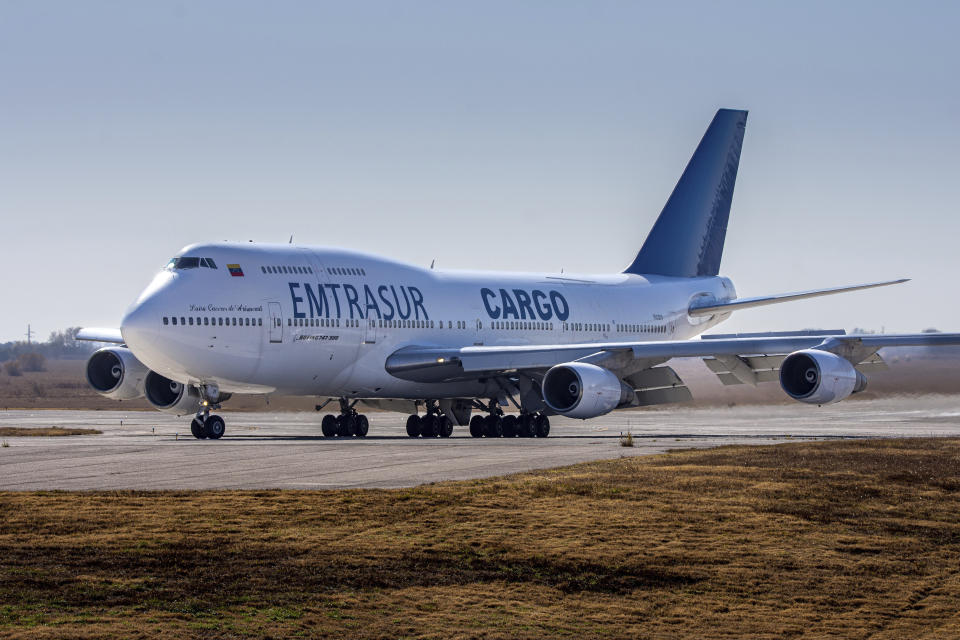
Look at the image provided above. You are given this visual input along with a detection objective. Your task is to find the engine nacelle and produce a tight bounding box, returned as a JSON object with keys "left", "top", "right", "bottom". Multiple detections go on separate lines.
{"left": 85, "top": 347, "right": 148, "bottom": 400}
{"left": 779, "top": 349, "right": 867, "bottom": 405}
{"left": 144, "top": 371, "right": 202, "bottom": 415}
{"left": 542, "top": 362, "right": 631, "bottom": 419}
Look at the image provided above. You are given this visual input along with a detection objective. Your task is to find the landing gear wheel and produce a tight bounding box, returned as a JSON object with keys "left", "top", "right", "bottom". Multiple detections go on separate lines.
{"left": 353, "top": 414, "right": 369, "bottom": 437}
{"left": 518, "top": 413, "right": 536, "bottom": 438}
{"left": 501, "top": 415, "right": 518, "bottom": 437}
{"left": 190, "top": 417, "right": 207, "bottom": 439}
{"left": 535, "top": 413, "right": 550, "bottom": 438}
{"left": 484, "top": 415, "right": 503, "bottom": 438}
{"left": 421, "top": 414, "right": 439, "bottom": 438}
{"left": 406, "top": 414, "right": 422, "bottom": 438}
{"left": 204, "top": 414, "right": 225, "bottom": 440}
{"left": 439, "top": 415, "right": 454, "bottom": 438}
{"left": 469, "top": 415, "right": 485, "bottom": 438}
{"left": 337, "top": 414, "right": 354, "bottom": 437}
{"left": 321, "top": 414, "right": 338, "bottom": 437}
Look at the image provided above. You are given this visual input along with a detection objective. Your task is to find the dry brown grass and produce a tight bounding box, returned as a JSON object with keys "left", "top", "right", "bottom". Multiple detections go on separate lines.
{"left": 2, "top": 438, "right": 960, "bottom": 638}
{"left": 0, "top": 427, "right": 101, "bottom": 437}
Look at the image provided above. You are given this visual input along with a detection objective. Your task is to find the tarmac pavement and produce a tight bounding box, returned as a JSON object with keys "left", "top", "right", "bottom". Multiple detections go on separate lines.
{"left": 1, "top": 395, "right": 959, "bottom": 490}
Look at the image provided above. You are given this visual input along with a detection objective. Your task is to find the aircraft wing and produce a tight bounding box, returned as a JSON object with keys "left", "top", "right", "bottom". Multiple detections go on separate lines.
{"left": 75, "top": 327, "right": 125, "bottom": 344}
{"left": 688, "top": 279, "right": 909, "bottom": 317}
{"left": 385, "top": 331, "right": 960, "bottom": 384}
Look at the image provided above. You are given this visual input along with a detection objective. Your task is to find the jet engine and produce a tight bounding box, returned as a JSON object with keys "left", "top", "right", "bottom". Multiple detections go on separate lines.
{"left": 779, "top": 349, "right": 867, "bottom": 405}
{"left": 85, "top": 347, "right": 148, "bottom": 400}
{"left": 542, "top": 362, "right": 633, "bottom": 419}
{"left": 144, "top": 371, "right": 203, "bottom": 415}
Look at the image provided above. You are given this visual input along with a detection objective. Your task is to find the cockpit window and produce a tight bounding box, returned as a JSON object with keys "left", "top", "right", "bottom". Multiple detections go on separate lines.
{"left": 167, "top": 256, "right": 219, "bottom": 270}
{"left": 174, "top": 257, "right": 200, "bottom": 269}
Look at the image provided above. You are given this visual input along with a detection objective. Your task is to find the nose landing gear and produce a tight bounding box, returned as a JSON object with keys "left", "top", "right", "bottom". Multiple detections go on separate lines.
{"left": 189, "top": 412, "right": 225, "bottom": 440}
{"left": 190, "top": 387, "right": 226, "bottom": 440}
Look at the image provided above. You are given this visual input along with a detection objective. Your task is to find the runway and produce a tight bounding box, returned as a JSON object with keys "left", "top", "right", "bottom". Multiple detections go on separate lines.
{"left": 1, "top": 395, "right": 959, "bottom": 490}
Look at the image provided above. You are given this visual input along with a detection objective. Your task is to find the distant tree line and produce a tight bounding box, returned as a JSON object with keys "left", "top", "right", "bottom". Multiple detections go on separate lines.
{"left": 0, "top": 328, "right": 100, "bottom": 363}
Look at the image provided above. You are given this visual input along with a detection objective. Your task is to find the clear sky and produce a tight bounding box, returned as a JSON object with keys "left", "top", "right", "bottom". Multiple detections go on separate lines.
{"left": 1, "top": 1, "right": 958, "bottom": 342}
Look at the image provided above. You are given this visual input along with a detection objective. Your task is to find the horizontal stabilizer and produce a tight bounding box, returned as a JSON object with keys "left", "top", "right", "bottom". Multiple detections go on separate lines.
{"left": 688, "top": 279, "right": 908, "bottom": 317}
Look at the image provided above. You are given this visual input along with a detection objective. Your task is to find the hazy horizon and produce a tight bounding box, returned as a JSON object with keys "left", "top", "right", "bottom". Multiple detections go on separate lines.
{"left": 2, "top": 1, "right": 958, "bottom": 342}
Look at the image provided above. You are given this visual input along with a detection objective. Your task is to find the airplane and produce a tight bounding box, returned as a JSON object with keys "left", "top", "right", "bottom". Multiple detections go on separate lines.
{"left": 77, "top": 108, "right": 960, "bottom": 440}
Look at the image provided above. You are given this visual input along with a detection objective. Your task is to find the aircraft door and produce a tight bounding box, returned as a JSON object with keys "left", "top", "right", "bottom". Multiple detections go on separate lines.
{"left": 364, "top": 318, "right": 376, "bottom": 344}
{"left": 268, "top": 302, "right": 283, "bottom": 343}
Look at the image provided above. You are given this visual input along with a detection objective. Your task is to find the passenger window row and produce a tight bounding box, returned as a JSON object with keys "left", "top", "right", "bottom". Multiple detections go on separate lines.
{"left": 262, "top": 265, "right": 313, "bottom": 275}
{"left": 329, "top": 267, "right": 366, "bottom": 276}
{"left": 616, "top": 323, "right": 667, "bottom": 334}
{"left": 378, "top": 319, "right": 435, "bottom": 329}
{"left": 562, "top": 322, "right": 611, "bottom": 332}
{"left": 290, "top": 317, "right": 343, "bottom": 328}
{"left": 164, "top": 316, "right": 262, "bottom": 327}
{"left": 492, "top": 320, "right": 554, "bottom": 331}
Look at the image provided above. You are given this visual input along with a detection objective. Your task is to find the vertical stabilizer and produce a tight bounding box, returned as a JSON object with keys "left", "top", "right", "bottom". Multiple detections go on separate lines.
{"left": 624, "top": 109, "right": 747, "bottom": 277}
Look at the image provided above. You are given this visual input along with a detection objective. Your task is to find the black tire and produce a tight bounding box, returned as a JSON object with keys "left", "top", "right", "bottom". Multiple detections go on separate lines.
{"left": 406, "top": 414, "right": 422, "bottom": 438}
{"left": 321, "top": 414, "right": 338, "bottom": 437}
{"left": 484, "top": 415, "right": 502, "bottom": 438}
{"left": 204, "top": 415, "right": 225, "bottom": 440}
{"left": 353, "top": 414, "right": 369, "bottom": 437}
{"left": 518, "top": 413, "right": 535, "bottom": 438}
{"left": 190, "top": 417, "right": 206, "bottom": 439}
{"left": 535, "top": 413, "right": 550, "bottom": 438}
{"left": 337, "top": 414, "right": 354, "bottom": 437}
{"left": 421, "top": 414, "right": 439, "bottom": 438}
{"left": 501, "top": 415, "right": 518, "bottom": 437}
{"left": 439, "top": 415, "right": 454, "bottom": 438}
{"left": 469, "top": 415, "right": 484, "bottom": 438}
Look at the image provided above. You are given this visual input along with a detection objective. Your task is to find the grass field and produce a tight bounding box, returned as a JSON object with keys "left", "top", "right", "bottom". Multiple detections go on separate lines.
{"left": 2, "top": 438, "right": 959, "bottom": 638}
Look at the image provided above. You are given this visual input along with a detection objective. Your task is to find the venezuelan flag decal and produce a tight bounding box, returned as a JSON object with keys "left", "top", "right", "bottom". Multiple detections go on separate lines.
{"left": 227, "top": 264, "right": 244, "bottom": 277}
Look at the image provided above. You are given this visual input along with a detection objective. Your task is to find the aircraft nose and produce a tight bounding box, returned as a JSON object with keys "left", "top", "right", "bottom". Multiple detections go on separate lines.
{"left": 120, "top": 296, "right": 160, "bottom": 350}
{"left": 121, "top": 271, "right": 175, "bottom": 350}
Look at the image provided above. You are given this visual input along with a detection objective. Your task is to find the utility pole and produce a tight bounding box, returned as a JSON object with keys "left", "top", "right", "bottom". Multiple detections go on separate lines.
{"left": 25, "top": 324, "right": 33, "bottom": 345}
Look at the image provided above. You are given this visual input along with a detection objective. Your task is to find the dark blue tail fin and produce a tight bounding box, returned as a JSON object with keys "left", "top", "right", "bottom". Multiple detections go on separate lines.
{"left": 624, "top": 109, "right": 747, "bottom": 278}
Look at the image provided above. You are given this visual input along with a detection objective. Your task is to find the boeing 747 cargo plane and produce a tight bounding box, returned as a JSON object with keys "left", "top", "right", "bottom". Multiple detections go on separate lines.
{"left": 78, "top": 109, "right": 960, "bottom": 440}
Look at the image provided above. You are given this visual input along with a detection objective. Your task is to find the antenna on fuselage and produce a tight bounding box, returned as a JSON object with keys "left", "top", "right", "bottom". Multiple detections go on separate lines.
{"left": 430, "top": 259, "right": 435, "bottom": 269}
{"left": 289, "top": 235, "right": 294, "bottom": 244}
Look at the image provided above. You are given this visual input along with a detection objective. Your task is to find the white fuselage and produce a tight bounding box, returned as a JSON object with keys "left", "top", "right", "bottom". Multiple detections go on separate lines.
{"left": 121, "top": 243, "right": 734, "bottom": 399}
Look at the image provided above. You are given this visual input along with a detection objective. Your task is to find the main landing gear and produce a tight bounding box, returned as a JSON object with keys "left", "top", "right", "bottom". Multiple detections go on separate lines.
{"left": 405, "top": 403, "right": 454, "bottom": 438}
{"left": 320, "top": 398, "right": 370, "bottom": 438}
{"left": 469, "top": 411, "right": 550, "bottom": 438}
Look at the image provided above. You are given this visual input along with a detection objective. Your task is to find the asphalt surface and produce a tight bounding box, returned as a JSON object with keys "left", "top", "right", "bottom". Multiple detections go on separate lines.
{"left": 2, "top": 395, "right": 960, "bottom": 490}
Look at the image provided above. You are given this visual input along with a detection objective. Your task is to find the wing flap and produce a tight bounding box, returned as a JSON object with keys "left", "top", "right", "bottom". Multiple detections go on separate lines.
{"left": 624, "top": 366, "right": 684, "bottom": 390}
{"left": 635, "top": 386, "right": 694, "bottom": 406}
